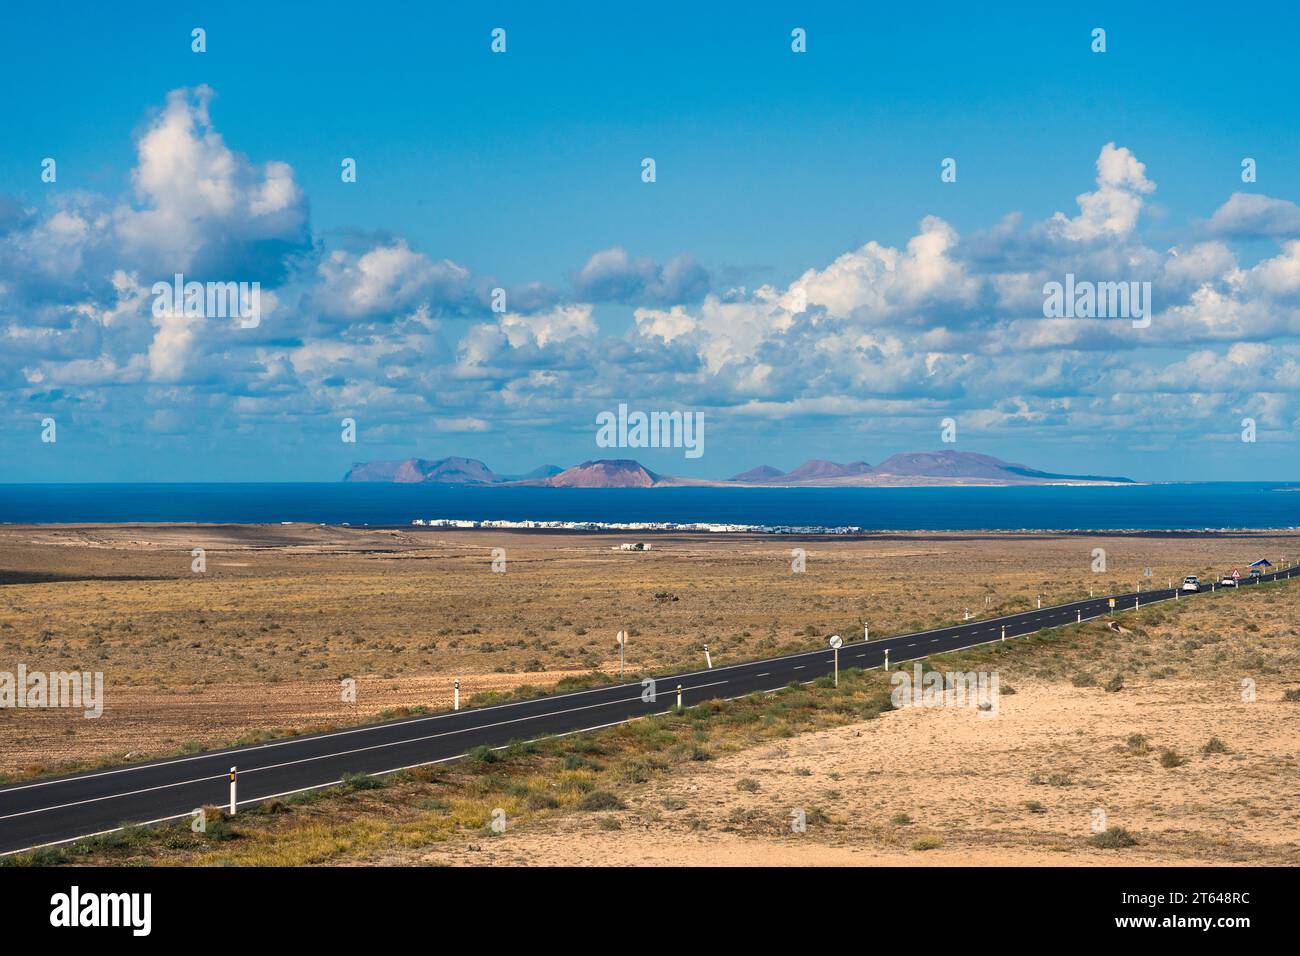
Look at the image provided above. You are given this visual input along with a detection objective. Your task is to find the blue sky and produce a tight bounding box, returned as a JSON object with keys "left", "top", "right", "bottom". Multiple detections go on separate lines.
{"left": 2, "top": 1, "right": 1299, "bottom": 481}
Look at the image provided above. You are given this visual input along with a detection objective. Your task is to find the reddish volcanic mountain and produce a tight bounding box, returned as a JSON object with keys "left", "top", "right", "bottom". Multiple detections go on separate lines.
{"left": 543, "top": 459, "right": 660, "bottom": 488}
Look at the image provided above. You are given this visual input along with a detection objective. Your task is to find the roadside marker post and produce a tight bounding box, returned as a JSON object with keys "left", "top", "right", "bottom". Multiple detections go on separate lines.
{"left": 1037, "top": 594, "right": 1042, "bottom": 609}
{"left": 454, "top": 679, "right": 460, "bottom": 711}
{"left": 1001, "top": 625, "right": 1006, "bottom": 641}
{"left": 1077, "top": 609, "right": 1081, "bottom": 623}
{"left": 884, "top": 648, "right": 890, "bottom": 671}
{"left": 229, "top": 766, "right": 237, "bottom": 815}
{"left": 704, "top": 644, "right": 712, "bottom": 669}
{"left": 676, "top": 684, "right": 682, "bottom": 710}
{"left": 864, "top": 622, "right": 869, "bottom": 642}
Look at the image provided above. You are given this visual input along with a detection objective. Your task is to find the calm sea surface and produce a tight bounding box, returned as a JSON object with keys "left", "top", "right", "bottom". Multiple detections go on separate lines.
{"left": 0, "top": 483, "right": 1296, "bottom": 530}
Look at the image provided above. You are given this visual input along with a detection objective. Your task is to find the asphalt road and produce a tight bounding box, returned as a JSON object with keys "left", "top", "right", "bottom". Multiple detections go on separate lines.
{"left": 1, "top": 563, "right": 1295, "bottom": 855}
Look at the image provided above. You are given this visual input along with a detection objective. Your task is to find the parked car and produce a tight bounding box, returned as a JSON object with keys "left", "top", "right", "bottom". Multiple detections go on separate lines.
{"left": 1181, "top": 575, "right": 1201, "bottom": 593}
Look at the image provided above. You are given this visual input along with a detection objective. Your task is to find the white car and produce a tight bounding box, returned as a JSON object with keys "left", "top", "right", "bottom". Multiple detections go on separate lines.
{"left": 1220, "top": 575, "right": 1238, "bottom": 587}
{"left": 1181, "top": 576, "right": 1201, "bottom": 593}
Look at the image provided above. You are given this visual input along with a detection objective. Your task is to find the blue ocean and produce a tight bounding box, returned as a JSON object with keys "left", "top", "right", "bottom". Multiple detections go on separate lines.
{"left": 0, "top": 482, "right": 1296, "bottom": 531}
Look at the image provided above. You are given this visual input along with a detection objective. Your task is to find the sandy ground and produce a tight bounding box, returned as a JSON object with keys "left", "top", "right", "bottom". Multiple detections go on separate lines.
{"left": 406, "top": 678, "right": 1300, "bottom": 866}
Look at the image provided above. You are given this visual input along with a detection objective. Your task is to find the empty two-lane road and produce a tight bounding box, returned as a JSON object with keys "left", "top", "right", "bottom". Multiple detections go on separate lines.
{"left": 1, "top": 563, "right": 1295, "bottom": 855}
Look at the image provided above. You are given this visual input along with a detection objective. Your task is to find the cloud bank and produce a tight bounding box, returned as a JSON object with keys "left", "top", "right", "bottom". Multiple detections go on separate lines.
{"left": 2, "top": 91, "right": 1297, "bottom": 472}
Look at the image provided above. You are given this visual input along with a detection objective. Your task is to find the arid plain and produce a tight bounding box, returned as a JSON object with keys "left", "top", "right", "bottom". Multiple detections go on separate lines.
{"left": 0, "top": 523, "right": 1295, "bottom": 776}
{"left": 1, "top": 521, "right": 1296, "bottom": 866}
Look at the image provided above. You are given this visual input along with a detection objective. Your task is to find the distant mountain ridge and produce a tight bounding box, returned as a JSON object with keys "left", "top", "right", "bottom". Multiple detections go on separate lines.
{"left": 783, "top": 459, "right": 873, "bottom": 481}
{"left": 729, "top": 464, "right": 786, "bottom": 483}
{"left": 344, "top": 457, "right": 500, "bottom": 484}
{"left": 344, "top": 452, "right": 1135, "bottom": 487}
{"left": 871, "top": 450, "right": 1132, "bottom": 485}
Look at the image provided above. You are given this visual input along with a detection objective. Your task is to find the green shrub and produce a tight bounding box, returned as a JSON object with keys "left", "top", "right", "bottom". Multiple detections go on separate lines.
{"left": 1158, "top": 749, "right": 1186, "bottom": 769}
{"left": 0, "top": 846, "right": 66, "bottom": 867}
{"left": 205, "top": 819, "right": 240, "bottom": 841}
{"left": 1087, "top": 826, "right": 1138, "bottom": 849}
{"left": 525, "top": 793, "right": 561, "bottom": 811}
{"left": 341, "top": 771, "right": 384, "bottom": 791}
{"left": 576, "top": 790, "right": 626, "bottom": 812}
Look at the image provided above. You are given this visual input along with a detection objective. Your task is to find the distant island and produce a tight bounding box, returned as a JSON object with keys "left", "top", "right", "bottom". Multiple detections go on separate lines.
{"left": 343, "top": 451, "right": 1134, "bottom": 488}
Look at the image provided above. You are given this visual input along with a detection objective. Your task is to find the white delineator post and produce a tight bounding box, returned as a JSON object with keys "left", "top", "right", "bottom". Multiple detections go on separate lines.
{"left": 454, "top": 679, "right": 460, "bottom": 711}
{"left": 884, "top": 648, "right": 890, "bottom": 671}
{"left": 1037, "top": 595, "right": 1042, "bottom": 609}
{"left": 1077, "top": 609, "right": 1082, "bottom": 623}
{"left": 676, "top": 684, "right": 682, "bottom": 709}
{"left": 704, "top": 644, "right": 712, "bottom": 669}
{"left": 229, "top": 766, "right": 237, "bottom": 815}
